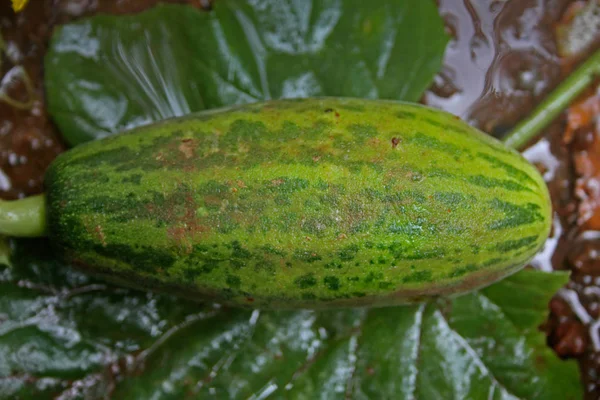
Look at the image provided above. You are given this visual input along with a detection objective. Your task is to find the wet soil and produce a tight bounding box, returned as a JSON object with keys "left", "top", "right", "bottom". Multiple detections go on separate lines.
{"left": 1, "top": 0, "right": 600, "bottom": 398}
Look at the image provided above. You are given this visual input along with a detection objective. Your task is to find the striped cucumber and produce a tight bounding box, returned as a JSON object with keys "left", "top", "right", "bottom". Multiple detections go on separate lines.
{"left": 9, "top": 48, "right": 600, "bottom": 309}
{"left": 5, "top": 97, "right": 548, "bottom": 309}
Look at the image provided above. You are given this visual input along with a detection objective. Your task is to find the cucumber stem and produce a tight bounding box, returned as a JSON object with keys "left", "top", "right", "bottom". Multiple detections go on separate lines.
{"left": 502, "top": 48, "right": 600, "bottom": 150}
{"left": 0, "top": 194, "right": 47, "bottom": 237}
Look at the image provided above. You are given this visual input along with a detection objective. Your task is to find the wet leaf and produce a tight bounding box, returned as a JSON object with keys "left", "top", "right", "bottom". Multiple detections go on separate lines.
{"left": 45, "top": 1, "right": 449, "bottom": 145}
{"left": 0, "top": 239, "right": 582, "bottom": 399}
{"left": 562, "top": 89, "right": 600, "bottom": 231}
{"left": 556, "top": 1, "right": 600, "bottom": 59}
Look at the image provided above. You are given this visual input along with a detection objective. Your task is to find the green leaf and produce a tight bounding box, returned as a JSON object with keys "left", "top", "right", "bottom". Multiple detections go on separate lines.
{"left": 45, "top": 1, "right": 449, "bottom": 145}
{"left": 0, "top": 240, "right": 582, "bottom": 399}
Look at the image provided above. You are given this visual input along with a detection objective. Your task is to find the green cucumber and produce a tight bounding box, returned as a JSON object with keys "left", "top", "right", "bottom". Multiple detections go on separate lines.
{"left": 30, "top": 97, "right": 550, "bottom": 308}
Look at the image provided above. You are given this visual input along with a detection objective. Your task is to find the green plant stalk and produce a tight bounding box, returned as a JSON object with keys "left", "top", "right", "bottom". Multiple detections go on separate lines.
{"left": 0, "top": 194, "right": 47, "bottom": 237}
{"left": 1, "top": 49, "right": 600, "bottom": 238}
{"left": 502, "top": 48, "right": 600, "bottom": 149}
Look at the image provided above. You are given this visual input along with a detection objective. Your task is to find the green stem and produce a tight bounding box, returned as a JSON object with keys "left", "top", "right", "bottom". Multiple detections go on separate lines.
{"left": 502, "top": 48, "right": 600, "bottom": 150}
{"left": 0, "top": 194, "right": 47, "bottom": 237}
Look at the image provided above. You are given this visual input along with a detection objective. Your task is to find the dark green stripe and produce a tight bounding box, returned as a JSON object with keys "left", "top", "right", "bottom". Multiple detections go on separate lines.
{"left": 402, "top": 270, "right": 433, "bottom": 283}
{"left": 487, "top": 199, "right": 544, "bottom": 230}
{"left": 396, "top": 110, "right": 417, "bottom": 119}
{"left": 467, "top": 175, "right": 531, "bottom": 192}
{"left": 407, "top": 132, "right": 467, "bottom": 158}
{"left": 494, "top": 235, "right": 539, "bottom": 252}
{"left": 478, "top": 152, "right": 537, "bottom": 186}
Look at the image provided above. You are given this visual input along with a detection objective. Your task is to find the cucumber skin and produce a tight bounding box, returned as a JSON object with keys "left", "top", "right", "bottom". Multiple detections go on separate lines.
{"left": 44, "top": 98, "right": 551, "bottom": 309}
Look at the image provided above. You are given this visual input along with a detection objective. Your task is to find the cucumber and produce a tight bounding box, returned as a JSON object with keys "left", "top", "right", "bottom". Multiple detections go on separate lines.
{"left": 43, "top": 97, "right": 552, "bottom": 308}
{"left": 12, "top": 98, "right": 552, "bottom": 308}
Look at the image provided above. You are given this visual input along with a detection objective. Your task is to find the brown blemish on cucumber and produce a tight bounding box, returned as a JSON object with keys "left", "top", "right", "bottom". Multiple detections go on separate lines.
{"left": 178, "top": 138, "right": 196, "bottom": 159}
